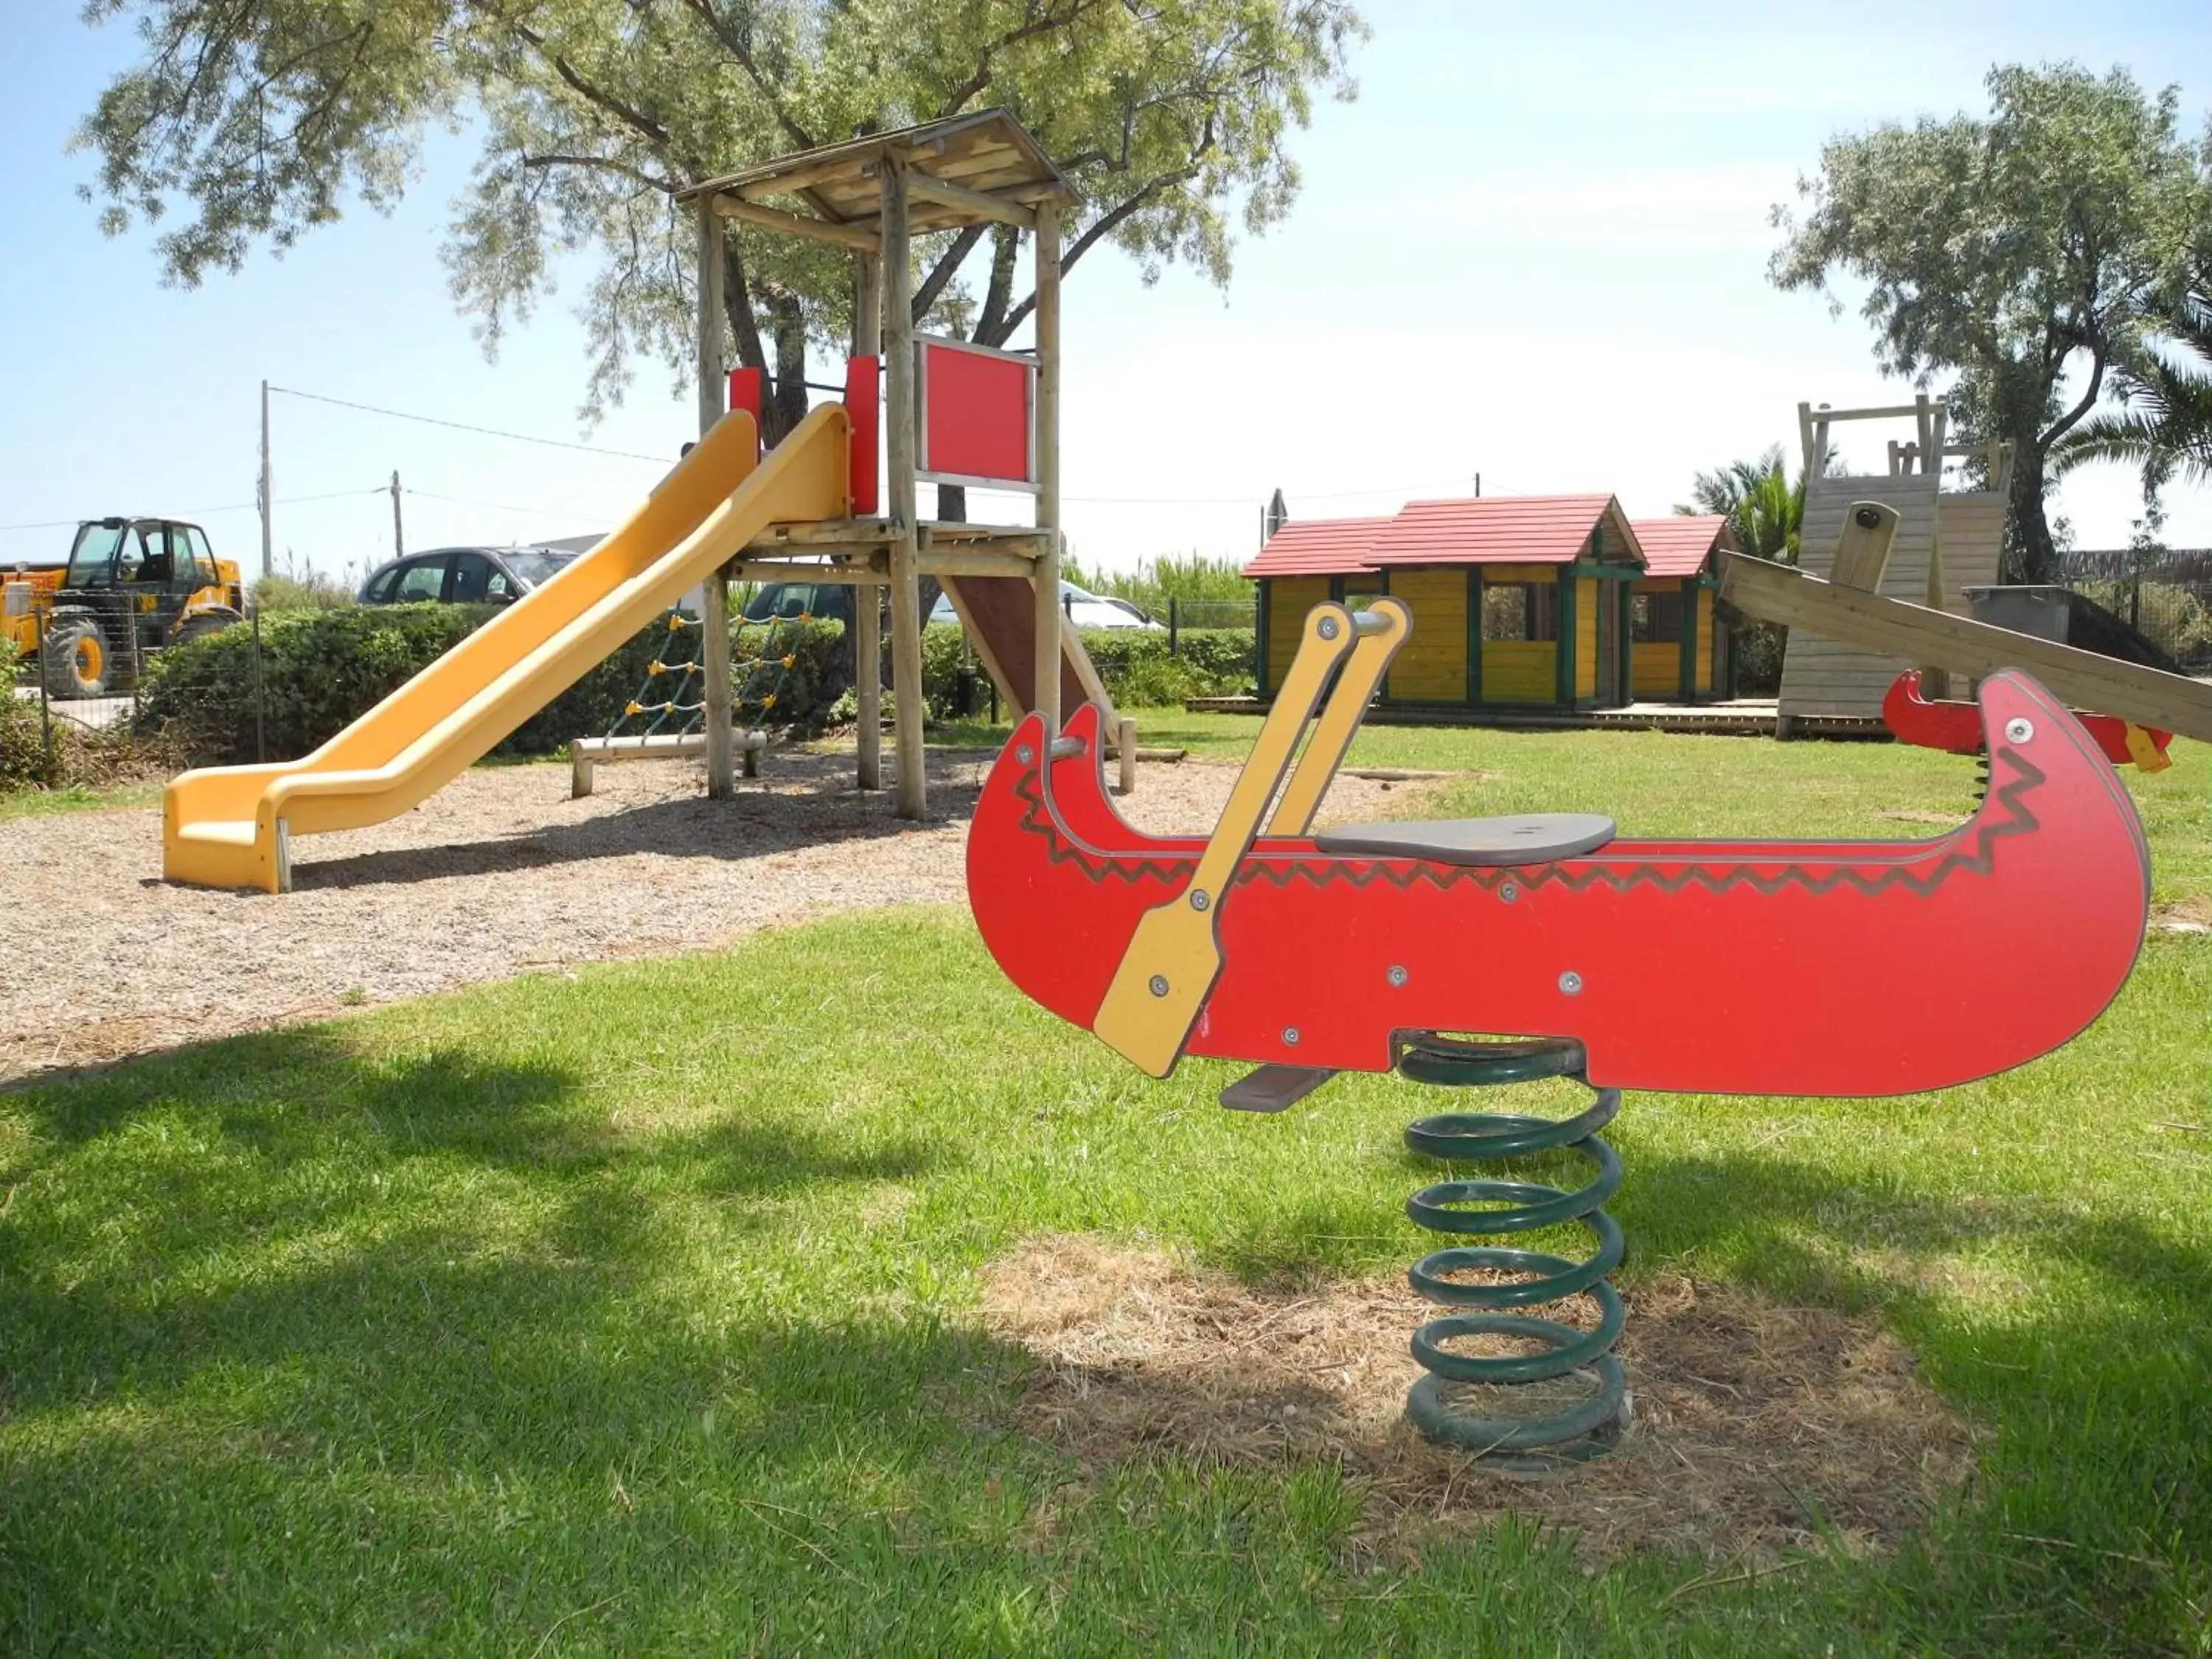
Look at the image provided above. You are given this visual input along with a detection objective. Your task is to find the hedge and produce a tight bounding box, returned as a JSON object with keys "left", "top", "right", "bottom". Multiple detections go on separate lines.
{"left": 137, "top": 605, "right": 846, "bottom": 768}
{"left": 917, "top": 622, "right": 1253, "bottom": 714}
{"left": 133, "top": 607, "right": 1256, "bottom": 768}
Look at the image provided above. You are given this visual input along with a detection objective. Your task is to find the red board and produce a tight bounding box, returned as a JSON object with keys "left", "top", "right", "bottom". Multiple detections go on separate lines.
{"left": 966, "top": 673, "right": 2148, "bottom": 1098}
{"left": 844, "top": 355, "right": 880, "bottom": 516}
{"left": 917, "top": 338, "right": 1034, "bottom": 489}
{"left": 726, "top": 367, "right": 763, "bottom": 453}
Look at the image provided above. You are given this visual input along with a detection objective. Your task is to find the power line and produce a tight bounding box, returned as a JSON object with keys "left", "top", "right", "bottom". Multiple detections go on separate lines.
{"left": 402, "top": 486, "right": 617, "bottom": 525}
{"left": 269, "top": 385, "right": 672, "bottom": 463}
{"left": 1062, "top": 481, "right": 1472, "bottom": 507}
{"left": 0, "top": 487, "right": 385, "bottom": 534}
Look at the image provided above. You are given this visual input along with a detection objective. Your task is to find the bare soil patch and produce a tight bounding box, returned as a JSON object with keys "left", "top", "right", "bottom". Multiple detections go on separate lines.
{"left": 0, "top": 748, "right": 1439, "bottom": 1084}
{"left": 978, "top": 1234, "right": 1975, "bottom": 1565}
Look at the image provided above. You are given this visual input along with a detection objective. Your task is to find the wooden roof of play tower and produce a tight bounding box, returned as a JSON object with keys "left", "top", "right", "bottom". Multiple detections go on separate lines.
{"left": 677, "top": 109, "right": 1077, "bottom": 243}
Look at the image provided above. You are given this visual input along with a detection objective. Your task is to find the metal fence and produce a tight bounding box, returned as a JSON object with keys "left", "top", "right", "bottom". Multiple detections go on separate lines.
{"left": 2056, "top": 548, "right": 2212, "bottom": 673}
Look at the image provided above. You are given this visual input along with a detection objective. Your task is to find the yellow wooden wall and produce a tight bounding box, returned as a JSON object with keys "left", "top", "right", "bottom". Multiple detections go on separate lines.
{"left": 1574, "top": 577, "right": 1598, "bottom": 699}
{"left": 1382, "top": 568, "right": 1465, "bottom": 701}
{"left": 1697, "top": 588, "right": 1717, "bottom": 694}
{"left": 1478, "top": 565, "right": 1557, "bottom": 703}
{"left": 1262, "top": 577, "right": 1328, "bottom": 692}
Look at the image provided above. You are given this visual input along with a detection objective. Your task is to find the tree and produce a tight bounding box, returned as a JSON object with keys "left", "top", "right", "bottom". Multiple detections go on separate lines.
{"left": 74, "top": 0, "right": 1366, "bottom": 445}
{"left": 1676, "top": 445, "right": 1805, "bottom": 564}
{"left": 1770, "top": 63, "right": 2212, "bottom": 581}
{"left": 2054, "top": 268, "right": 2212, "bottom": 498}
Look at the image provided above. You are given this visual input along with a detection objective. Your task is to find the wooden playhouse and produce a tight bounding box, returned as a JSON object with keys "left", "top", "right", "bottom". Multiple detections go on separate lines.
{"left": 1625, "top": 514, "right": 1736, "bottom": 701}
{"left": 1246, "top": 495, "right": 1659, "bottom": 712}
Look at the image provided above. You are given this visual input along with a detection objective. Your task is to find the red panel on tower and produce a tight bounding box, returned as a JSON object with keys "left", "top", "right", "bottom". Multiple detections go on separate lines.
{"left": 844, "top": 355, "right": 880, "bottom": 515}
{"left": 917, "top": 338, "right": 1035, "bottom": 490}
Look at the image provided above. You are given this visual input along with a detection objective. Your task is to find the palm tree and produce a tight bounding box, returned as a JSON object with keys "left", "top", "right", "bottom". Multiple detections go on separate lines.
{"left": 1677, "top": 445, "right": 1806, "bottom": 564}
{"left": 2053, "top": 279, "right": 2212, "bottom": 498}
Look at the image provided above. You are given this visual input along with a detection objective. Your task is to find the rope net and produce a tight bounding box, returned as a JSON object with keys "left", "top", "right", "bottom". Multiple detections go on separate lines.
{"left": 603, "top": 608, "right": 815, "bottom": 742}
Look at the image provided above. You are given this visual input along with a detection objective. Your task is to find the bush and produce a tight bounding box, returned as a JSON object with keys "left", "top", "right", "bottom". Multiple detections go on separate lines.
{"left": 1, "top": 646, "right": 180, "bottom": 795}
{"left": 1726, "top": 616, "right": 1786, "bottom": 695}
{"left": 136, "top": 604, "right": 846, "bottom": 768}
{"left": 914, "top": 622, "right": 1255, "bottom": 715}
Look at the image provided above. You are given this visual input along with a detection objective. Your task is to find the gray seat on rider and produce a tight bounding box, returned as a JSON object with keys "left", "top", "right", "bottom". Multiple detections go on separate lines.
{"left": 1313, "top": 812, "right": 1616, "bottom": 866}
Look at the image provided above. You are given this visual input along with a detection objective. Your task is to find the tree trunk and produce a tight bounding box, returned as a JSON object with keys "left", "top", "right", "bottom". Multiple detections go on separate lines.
{"left": 768, "top": 292, "right": 809, "bottom": 444}
{"left": 2006, "top": 443, "right": 2059, "bottom": 583}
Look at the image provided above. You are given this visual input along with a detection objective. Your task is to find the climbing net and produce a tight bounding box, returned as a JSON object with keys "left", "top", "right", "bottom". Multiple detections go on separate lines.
{"left": 602, "top": 607, "right": 815, "bottom": 742}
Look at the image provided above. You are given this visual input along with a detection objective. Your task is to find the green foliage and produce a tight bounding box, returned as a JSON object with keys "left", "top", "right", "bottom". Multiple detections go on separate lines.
{"left": 1064, "top": 552, "right": 1259, "bottom": 622}
{"left": 0, "top": 645, "right": 178, "bottom": 795}
{"left": 134, "top": 604, "right": 846, "bottom": 766}
{"left": 78, "top": 1, "right": 1366, "bottom": 428}
{"left": 251, "top": 569, "right": 355, "bottom": 613}
{"left": 1677, "top": 445, "right": 1806, "bottom": 565}
{"left": 1770, "top": 63, "right": 2212, "bottom": 579}
{"left": 915, "top": 622, "right": 1253, "bottom": 714}
{"left": 2053, "top": 276, "right": 2212, "bottom": 498}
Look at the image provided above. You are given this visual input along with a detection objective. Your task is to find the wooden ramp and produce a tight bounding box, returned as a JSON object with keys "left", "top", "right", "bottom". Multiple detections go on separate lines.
{"left": 1778, "top": 397, "right": 2011, "bottom": 723}
{"left": 941, "top": 574, "right": 1137, "bottom": 785}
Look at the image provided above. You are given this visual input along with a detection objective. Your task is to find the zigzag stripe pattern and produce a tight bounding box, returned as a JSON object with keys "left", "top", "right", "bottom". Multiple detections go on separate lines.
{"left": 1011, "top": 751, "right": 2044, "bottom": 900}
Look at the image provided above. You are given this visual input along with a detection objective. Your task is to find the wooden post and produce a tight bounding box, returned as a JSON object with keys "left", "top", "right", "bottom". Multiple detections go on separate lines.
{"left": 854, "top": 250, "right": 883, "bottom": 790}
{"left": 1031, "top": 201, "right": 1064, "bottom": 737}
{"left": 882, "top": 156, "right": 926, "bottom": 818}
{"left": 696, "top": 198, "right": 736, "bottom": 799}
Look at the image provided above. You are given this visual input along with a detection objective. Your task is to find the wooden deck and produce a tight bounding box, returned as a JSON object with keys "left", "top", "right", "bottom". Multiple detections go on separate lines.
{"left": 1182, "top": 695, "right": 1888, "bottom": 739}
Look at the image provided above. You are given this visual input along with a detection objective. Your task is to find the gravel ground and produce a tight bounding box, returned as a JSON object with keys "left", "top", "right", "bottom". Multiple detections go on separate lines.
{"left": 0, "top": 748, "right": 1438, "bottom": 1083}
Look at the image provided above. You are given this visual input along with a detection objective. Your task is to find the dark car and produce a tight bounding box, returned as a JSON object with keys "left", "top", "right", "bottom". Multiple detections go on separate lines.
{"left": 742, "top": 580, "right": 854, "bottom": 625}
{"left": 358, "top": 546, "right": 582, "bottom": 606}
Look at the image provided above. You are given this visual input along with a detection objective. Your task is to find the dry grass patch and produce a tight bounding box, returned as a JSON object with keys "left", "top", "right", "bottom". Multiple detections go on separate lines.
{"left": 978, "top": 1234, "right": 1975, "bottom": 1565}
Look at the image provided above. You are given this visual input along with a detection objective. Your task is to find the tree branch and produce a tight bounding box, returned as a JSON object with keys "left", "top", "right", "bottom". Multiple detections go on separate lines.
{"left": 521, "top": 153, "right": 677, "bottom": 194}
{"left": 995, "top": 172, "right": 1194, "bottom": 335}
{"left": 512, "top": 23, "right": 672, "bottom": 150}
{"left": 676, "top": 0, "right": 815, "bottom": 150}
{"left": 2039, "top": 348, "right": 2110, "bottom": 448}
{"left": 912, "top": 223, "right": 990, "bottom": 320}
{"left": 936, "top": 0, "right": 1107, "bottom": 119}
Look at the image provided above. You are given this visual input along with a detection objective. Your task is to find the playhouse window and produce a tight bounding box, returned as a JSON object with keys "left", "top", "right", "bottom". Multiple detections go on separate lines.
{"left": 1481, "top": 580, "right": 1558, "bottom": 642}
{"left": 1632, "top": 591, "right": 1685, "bottom": 643}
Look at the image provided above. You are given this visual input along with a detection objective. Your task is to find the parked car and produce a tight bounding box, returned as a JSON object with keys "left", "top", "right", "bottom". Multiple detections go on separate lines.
{"left": 743, "top": 580, "right": 853, "bottom": 626}
{"left": 927, "top": 580, "right": 1162, "bottom": 630}
{"left": 358, "top": 545, "right": 582, "bottom": 606}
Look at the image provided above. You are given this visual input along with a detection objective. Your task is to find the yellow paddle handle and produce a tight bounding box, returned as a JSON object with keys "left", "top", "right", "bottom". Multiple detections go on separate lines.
{"left": 1091, "top": 603, "right": 1371, "bottom": 1076}
{"left": 1268, "top": 597, "right": 1411, "bottom": 834}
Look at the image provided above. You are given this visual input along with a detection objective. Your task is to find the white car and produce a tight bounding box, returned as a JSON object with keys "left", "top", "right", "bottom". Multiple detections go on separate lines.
{"left": 929, "top": 580, "right": 1162, "bottom": 630}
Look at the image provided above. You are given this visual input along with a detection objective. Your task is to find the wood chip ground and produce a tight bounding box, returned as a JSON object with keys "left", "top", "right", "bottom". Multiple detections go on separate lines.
{"left": 0, "top": 750, "right": 1434, "bottom": 1083}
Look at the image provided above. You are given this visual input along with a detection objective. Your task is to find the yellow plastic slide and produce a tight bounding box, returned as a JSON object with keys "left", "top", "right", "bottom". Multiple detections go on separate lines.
{"left": 164, "top": 403, "right": 851, "bottom": 893}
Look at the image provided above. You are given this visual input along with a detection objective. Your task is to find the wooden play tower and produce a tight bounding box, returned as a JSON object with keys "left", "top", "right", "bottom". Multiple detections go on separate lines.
{"left": 678, "top": 110, "right": 1124, "bottom": 818}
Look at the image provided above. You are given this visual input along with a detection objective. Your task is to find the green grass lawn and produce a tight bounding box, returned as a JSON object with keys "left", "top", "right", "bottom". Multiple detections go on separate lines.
{"left": 2, "top": 730, "right": 2208, "bottom": 1654}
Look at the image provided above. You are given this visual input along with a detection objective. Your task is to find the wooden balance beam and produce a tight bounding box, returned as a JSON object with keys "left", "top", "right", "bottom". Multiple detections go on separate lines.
{"left": 1719, "top": 547, "right": 2212, "bottom": 745}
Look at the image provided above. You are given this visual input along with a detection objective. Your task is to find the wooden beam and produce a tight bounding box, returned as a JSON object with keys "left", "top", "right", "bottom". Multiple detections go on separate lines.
{"left": 1718, "top": 552, "right": 2212, "bottom": 741}
{"left": 1032, "top": 200, "right": 1063, "bottom": 739}
{"left": 854, "top": 248, "right": 883, "bottom": 793}
{"left": 733, "top": 150, "right": 880, "bottom": 204}
{"left": 905, "top": 173, "right": 1037, "bottom": 229}
{"left": 883, "top": 155, "right": 926, "bottom": 818}
{"left": 727, "top": 560, "right": 889, "bottom": 584}
{"left": 695, "top": 200, "right": 736, "bottom": 801}
{"left": 917, "top": 549, "right": 1041, "bottom": 578}
{"left": 745, "top": 518, "right": 897, "bottom": 549}
{"left": 712, "top": 192, "right": 881, "bottom": 252}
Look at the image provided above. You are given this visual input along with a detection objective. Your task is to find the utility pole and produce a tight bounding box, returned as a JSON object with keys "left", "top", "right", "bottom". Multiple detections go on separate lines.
{"left": 389, "top": 470, "right": 403, "bottom": 556}
{"left": 258, "top": 379, "right": 274, "bottom": 580}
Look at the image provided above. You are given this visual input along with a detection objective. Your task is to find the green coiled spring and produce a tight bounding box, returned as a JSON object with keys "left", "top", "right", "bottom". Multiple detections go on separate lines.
{"left": 1397, "top": 1034, "right": 1630, "bottom": 1469}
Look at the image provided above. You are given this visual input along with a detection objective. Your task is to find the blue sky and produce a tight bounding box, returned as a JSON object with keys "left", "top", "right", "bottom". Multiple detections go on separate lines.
{"left": 1, "top": 0, "right": 2206, "bottom": 582}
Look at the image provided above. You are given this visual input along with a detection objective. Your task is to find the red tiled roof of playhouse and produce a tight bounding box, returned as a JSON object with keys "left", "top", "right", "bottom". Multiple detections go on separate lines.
{"left": 1242, "top": 517, "right": 1387, "bottom": 578}
{"left": 1630, "top": 515, "right": 1731, "bottom": 578}
{"left": 1363, "top": 495, "right": 1618, "bottom": 566}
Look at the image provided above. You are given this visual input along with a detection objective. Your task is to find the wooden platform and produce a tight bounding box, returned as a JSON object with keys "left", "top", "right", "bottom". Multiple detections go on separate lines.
{"left": 1183, "top": 696, "right": 1888, "bottom": 739}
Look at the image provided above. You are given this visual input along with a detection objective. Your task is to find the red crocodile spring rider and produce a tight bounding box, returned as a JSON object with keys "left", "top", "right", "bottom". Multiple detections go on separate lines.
{"left": 967, "top": 599, "right": 2149, "bottom": 1466}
